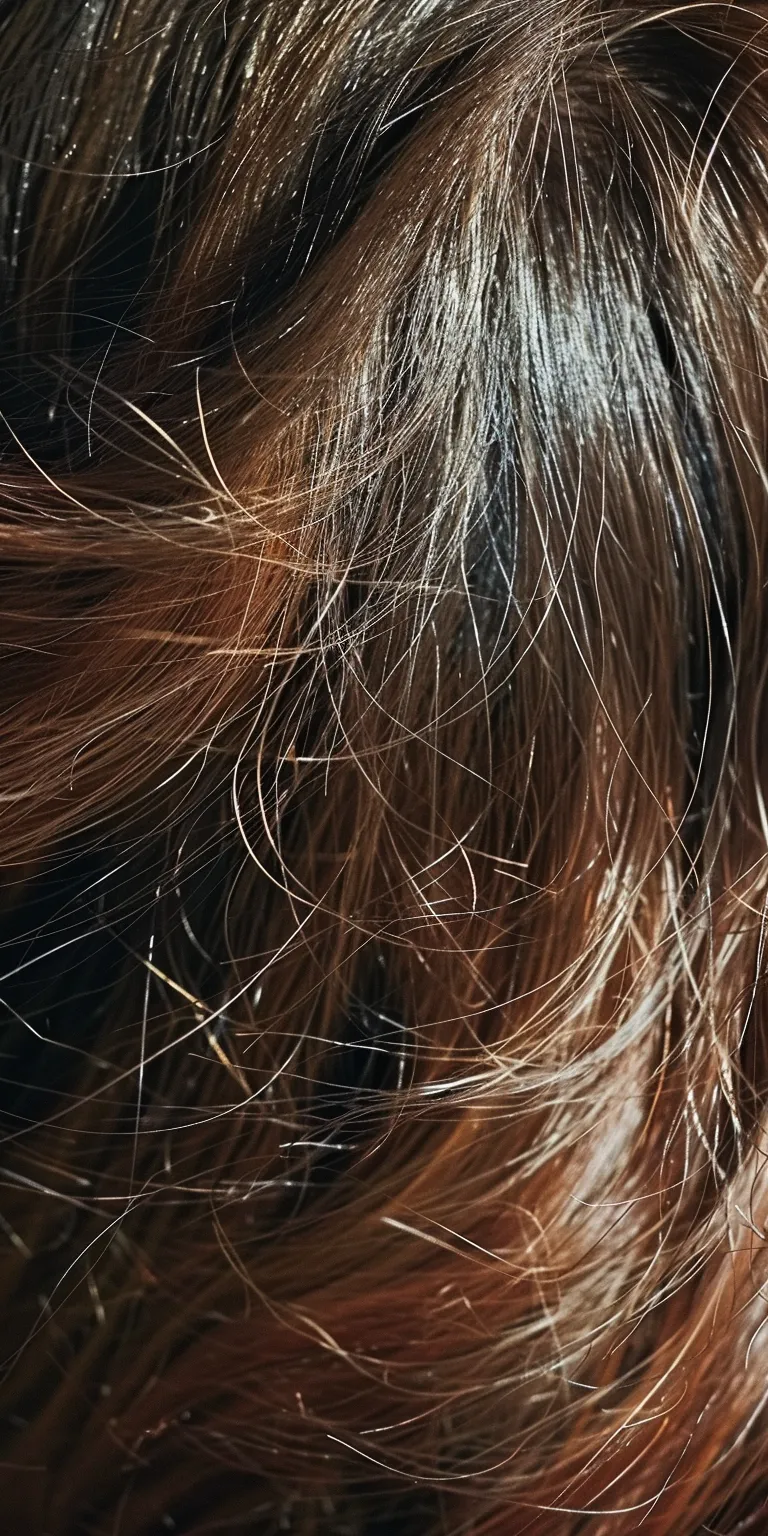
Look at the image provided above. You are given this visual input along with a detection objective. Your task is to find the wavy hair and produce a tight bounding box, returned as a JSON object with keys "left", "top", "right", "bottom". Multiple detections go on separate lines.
{"left": 2, "top": 2, "right": 768, "bottom": 1532}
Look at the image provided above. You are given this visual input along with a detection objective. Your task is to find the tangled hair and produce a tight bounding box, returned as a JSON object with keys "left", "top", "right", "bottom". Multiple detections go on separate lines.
{"left": 5, "top": 1, "right": 768, "bottom": 1531}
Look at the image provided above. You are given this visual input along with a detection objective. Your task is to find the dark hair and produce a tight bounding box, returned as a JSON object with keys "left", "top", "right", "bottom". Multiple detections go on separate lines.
{"left": 2, "top": 3, "right": 768, "bottom": 1532}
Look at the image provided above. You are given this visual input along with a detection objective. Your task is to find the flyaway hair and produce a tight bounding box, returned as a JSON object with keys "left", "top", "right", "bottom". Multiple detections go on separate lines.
{"left": 2, "top": 2, "right": 768, "bottom": 1532}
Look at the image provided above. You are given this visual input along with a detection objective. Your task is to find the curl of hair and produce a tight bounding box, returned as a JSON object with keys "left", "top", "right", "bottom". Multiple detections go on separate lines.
{"left": 2, "top": 3, "right": 768, "bottom": 1533}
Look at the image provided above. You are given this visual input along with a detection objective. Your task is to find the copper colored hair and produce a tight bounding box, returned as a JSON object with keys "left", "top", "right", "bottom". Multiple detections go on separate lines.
{"left": 2, "top": 2, "right": 768, "bottom": 1532}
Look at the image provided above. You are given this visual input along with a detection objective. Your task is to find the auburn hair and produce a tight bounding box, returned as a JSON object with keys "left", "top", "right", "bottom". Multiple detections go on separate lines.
{"left": 2, "top": 2, "right": 768, "bottom": 1532}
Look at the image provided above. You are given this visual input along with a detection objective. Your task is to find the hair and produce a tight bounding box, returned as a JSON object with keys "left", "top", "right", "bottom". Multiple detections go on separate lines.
{"left": 2, "top": 2, "right": 768, "bottom": 1532}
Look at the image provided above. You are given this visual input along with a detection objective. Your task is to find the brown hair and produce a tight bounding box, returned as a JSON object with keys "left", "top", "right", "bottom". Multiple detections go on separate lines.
{"left": 2, "top": 2, "right": 768, "bottom": 1531}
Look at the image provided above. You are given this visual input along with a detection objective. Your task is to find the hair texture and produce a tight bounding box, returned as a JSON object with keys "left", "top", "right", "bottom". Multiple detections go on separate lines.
{"left": 4, "top": 2, "right": 768, "bottom": 1532}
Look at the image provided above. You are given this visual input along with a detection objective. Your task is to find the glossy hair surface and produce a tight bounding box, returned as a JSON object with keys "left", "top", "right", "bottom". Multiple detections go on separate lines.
{"left": 2, "top": 3, "right": 768, "bottom": 1533}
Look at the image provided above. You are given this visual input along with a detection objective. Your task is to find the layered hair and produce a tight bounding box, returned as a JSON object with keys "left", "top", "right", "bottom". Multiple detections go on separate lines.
{"left": 2, "top": 2, "right": 768, "bottom": 1531}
